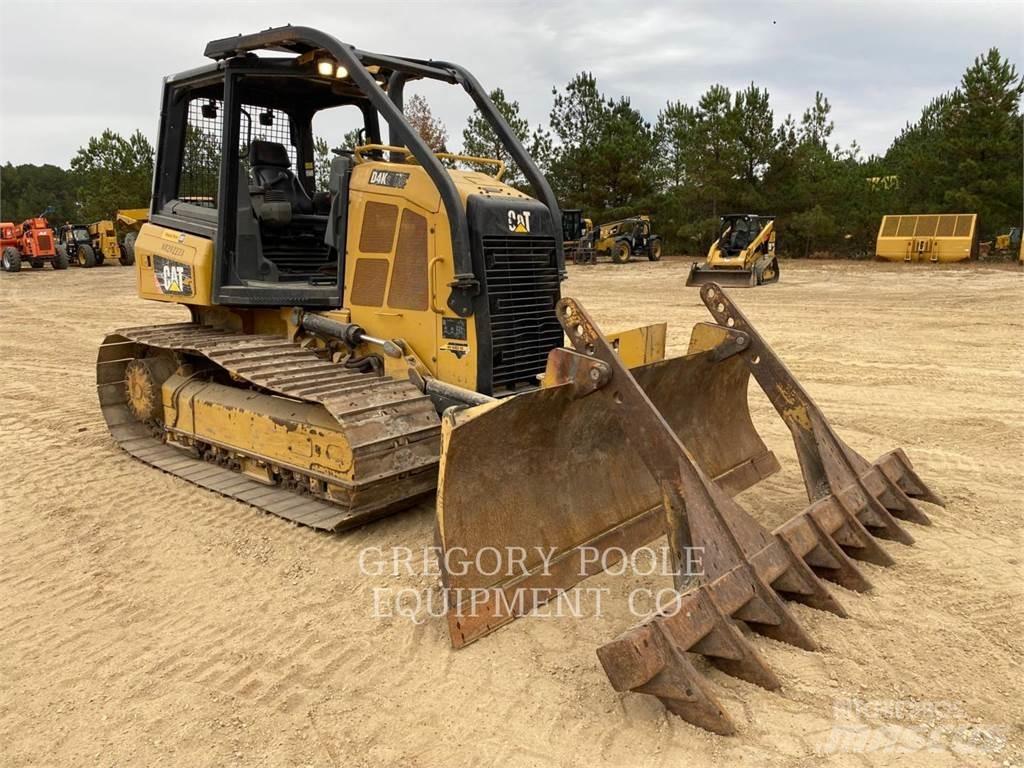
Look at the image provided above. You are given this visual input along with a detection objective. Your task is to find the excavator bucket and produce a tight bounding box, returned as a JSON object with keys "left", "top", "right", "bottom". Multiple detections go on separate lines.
{"left": 436, "top": 284, "right": 942, "bottom": 734}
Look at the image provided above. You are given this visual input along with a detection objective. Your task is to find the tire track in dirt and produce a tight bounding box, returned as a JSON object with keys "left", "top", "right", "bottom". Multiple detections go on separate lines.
{"left": 1, "top": 262, "right": 1021, "bottom": 767}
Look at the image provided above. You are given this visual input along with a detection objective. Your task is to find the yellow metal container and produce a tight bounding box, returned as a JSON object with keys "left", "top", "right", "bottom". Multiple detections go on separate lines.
{"left": 875, "top": 213, "right": 976, "bottom": 263}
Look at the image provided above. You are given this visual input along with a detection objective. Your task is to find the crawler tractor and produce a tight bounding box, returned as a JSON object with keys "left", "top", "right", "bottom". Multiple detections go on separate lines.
{"left": 1, "top": 213, "right": 68, "bottom": 272}
{"left": 98, "top": 27, "right": 943, "bottom": 736}
{"left": 687, "top": 213, "right": 778, "bottom": 287}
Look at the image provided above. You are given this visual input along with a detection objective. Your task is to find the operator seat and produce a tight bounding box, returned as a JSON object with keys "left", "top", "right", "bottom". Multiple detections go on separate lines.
{"left": 248, "top": 140, "right": 313, "bottom": 214}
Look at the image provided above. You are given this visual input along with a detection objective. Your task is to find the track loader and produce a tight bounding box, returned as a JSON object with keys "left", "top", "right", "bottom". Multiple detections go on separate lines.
{"left": 687, "top": 213, "right": 778, "bottom": 287}
{"left": 98, "top": 27, "right": 942, "bottom": 735}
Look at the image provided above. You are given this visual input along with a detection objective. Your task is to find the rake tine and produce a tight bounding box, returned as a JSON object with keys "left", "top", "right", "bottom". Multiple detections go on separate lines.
{"left": 692, "top": 594, "right": 781, "bottom": 691}
{"left": 885, "top": 449, "right": 945, "bottom": 506}
{"left": 598, "top": 622, "right": 737, "bottom": 736}
{"left": 773, "top": 536, "right": 848, "bottom": 617}
{"left": 731, "top": 566, "right": 818, "bottom": 652}
{"left": 874, "top": 469, "right": 933, "bottom": 525}
{"left": 852, "top": 486, "right": 916, "bottom": 545}
{"left": 830, "top": 494, "right": 898, "bottom": 566}
{"left": 797, "top": 514, "right": 874, "bottom": 592}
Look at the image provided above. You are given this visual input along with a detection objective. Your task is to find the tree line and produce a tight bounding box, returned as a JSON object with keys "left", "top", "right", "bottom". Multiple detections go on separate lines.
{"left": 452, "top": 46, "right": 1021, "bottom": 255}
{"left": 2, "top": 47, "right": 1020, "bottom": 256}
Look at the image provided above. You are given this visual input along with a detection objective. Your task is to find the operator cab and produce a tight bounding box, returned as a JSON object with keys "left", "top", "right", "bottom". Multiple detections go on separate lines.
{"left": 719, "top": 214, "right": 767, "bottom": 256}
{"left": 152, "top": 60, "right": 385, "bottom": 306}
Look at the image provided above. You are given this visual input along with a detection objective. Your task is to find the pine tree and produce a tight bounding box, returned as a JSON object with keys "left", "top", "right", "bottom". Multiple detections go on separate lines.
{"left": 462, "top": 88, "right": 540, "bottom": 189}
{"left": 70, "top": 129, "right": 155, "bottom": 221}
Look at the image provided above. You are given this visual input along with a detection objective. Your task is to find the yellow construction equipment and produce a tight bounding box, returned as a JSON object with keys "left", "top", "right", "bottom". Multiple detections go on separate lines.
{"left": 980, "top": 226, "right": 1021, "bottom": 260}
{"left": 875, "top": 213, "right": 976, "bottom": 262}
{"left": 591, "top": 215, "right": 662, "bottom": 263}
{"left": 562, "top": 209, "right": 595, "bottom": 264}
{"left": 687, "top": 213, "right": 778, "bottom": 287}
{"left": 60, "top": 219, "right": 135, "bottom": 267}
{"left": 89, "top": 220, "right": 135, "bottom": 266}
{"left": 116, "top": 208, "right": 149, "bottom": 264}
{"left": 97, "top": 27, "right": 942, "bottom": 736}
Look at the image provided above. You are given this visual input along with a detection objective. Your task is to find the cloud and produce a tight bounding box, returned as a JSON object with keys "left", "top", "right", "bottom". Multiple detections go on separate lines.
{"left": 0, "top": 0, "right": 1020, "bottom": 167}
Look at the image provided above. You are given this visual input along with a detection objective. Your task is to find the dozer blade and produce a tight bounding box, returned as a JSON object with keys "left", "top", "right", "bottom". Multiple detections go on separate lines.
{"left": 436, "top": 315, "right": 782, "bottom": 648}
{"left": 437, "top": 284, "right": 942, "bottom": 735}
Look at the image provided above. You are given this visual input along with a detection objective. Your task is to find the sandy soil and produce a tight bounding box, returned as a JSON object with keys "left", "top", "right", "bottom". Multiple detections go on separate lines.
{"left": 1, "top": 258, "right": 1021, "bottom": 767}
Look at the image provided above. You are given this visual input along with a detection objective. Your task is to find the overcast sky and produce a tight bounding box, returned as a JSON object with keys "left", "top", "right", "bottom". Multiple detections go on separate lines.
{"left": 0, "top": 0, "right": 1021, "bottom": 168}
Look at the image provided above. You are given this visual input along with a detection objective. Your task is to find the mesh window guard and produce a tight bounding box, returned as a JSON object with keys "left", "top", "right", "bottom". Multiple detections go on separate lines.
{"left": 181, "top": 99, "right": 224, "bottom": 208}
{"left": 181, "top": 100, "right": 299, "bottom": 207}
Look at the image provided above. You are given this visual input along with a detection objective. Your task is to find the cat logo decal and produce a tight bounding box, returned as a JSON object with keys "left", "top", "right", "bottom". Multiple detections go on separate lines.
{"left": 507, "top": 210, "right": 532, "bottom": 233}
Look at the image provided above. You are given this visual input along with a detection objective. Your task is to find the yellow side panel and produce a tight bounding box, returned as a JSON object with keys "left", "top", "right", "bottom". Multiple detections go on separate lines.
{"left": 344, "top": 162, "right": 478, "bottom": 390}
{"left": 135, "top": 223, "right": 214, "bottom": 305}
{"left": 607, "top": 324, "right": 667, "bottom": 368}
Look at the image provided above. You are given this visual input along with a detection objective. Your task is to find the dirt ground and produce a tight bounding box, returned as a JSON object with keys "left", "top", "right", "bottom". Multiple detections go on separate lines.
{"left": 1, "top": 257, "right": 1021, "bottom": 767}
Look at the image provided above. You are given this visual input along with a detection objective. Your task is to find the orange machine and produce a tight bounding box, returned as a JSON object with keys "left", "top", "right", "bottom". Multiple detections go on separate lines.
{"left": 1, "top": 215, "right": 69, "bottom": 272}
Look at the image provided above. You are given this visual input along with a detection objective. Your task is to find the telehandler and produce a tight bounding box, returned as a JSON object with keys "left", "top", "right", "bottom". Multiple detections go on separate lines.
{"left": 98, "top": 27, "right": 941, "bottom": 735}
{"left": 57, "top": 223, "right": 100, "bottom": 267}
{"left": 1, "top": 213, "right": 68, "bottom": 272}
{"left": 57, "top": 220, "right": 133, "bottom": 267}
{"left": 591, "top": 215, "right": 662, "bottom": 263}
{"left": 687, "top": 213, "right": 778, "bottom": 287}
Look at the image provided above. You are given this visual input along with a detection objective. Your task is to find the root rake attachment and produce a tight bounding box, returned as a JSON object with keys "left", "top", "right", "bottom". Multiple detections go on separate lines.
{"left": 553, "top": 285, "right": 942, "bottom": 735}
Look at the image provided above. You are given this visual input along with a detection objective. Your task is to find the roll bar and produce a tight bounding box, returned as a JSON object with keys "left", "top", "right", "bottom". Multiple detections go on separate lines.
{"left": 204, "top": 25, "right": 565, "bottom": 315}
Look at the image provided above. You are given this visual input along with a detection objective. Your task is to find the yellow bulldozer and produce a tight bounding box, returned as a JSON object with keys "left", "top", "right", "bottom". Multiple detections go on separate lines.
{"left": 98, "top": 27, "right": 942, "bottom": 736}
{"left": 687, "top": 213, "right": 779, "bottom": 287}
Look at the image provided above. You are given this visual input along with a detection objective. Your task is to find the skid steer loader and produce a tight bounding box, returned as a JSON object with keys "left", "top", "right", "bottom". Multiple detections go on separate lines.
{"left": 98, "top": 27, "right": 942, "bottom": 735}
{"left": 687, "top": 213, "right": 778, "bottom": 287}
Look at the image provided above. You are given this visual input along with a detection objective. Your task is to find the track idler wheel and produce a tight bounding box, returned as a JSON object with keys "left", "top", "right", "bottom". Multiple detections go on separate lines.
{"left": 124, "top": 355, "right": 177, "bottom": 421}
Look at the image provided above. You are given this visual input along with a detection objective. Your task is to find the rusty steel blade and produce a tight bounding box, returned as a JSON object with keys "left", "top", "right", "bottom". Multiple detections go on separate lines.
{"left": 435, "top": 330, "right": 780, "bottom": 648}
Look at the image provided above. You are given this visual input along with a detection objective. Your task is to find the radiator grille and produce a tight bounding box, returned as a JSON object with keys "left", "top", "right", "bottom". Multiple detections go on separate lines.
{"left": 350, "top": 258, "right": 389, "bottom": 307}
{"left": 37, "top": 234, "right": 52, "bottom": 252}
{"left": 388, "top": 209, "right": 428, "bottom": 310}
{"left": 359, "top": 202, "right": 398, "bottom": 253}
{"left": 482, "top": 235, "right": 562, "bottom": 392}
